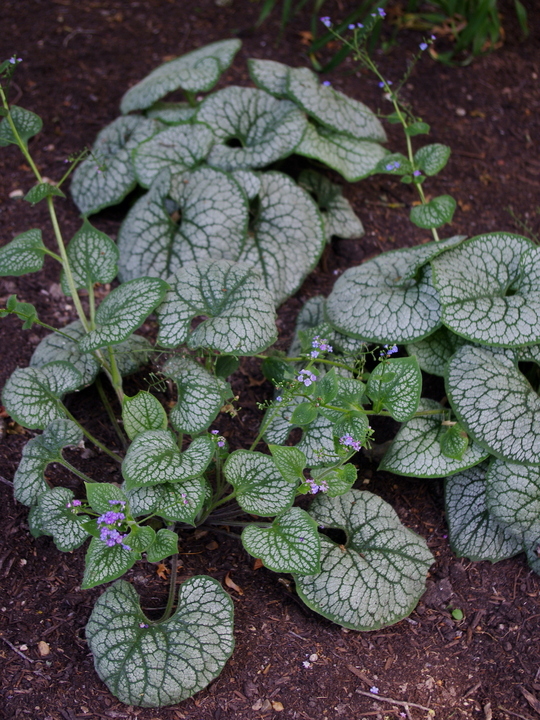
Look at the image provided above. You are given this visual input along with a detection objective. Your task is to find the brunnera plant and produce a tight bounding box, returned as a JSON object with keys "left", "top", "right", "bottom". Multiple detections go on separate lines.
{"left": 0, "top": 31, "right": 535, "bottom": 709}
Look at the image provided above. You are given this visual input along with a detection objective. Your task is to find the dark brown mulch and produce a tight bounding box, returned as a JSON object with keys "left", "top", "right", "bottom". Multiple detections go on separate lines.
{"left": 1, "top": 1, "right": 540, "bottom": 719}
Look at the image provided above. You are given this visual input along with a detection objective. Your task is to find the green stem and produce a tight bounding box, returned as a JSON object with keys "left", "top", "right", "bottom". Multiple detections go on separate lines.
{"left": 42, "top": 248, "right": 63, "bottom": 263}
{"left": 63, "top": 407, "right": 123, "bottom": 463}
{"left": 88, "top": 282, "right": 96, "bottom": 329}
{"left": 95, "top": 375, "right": 128, "bottom": 450}
{"left": 159, "top": 553, "right": 179, "bottom": 624}
{"left": 5, "top": 312, "right": 76, "bottom": 340}
{"left": 59, "top": 459, "right": 97, "bottom": 484}
{"left": 177, "top": 431, "right": 184, "bottom": 450}
{"left": 209, "top": 490, "right": 237, "bottom": 511}
{"left": 107, "top": 345, "right": 124, "bottom": 404}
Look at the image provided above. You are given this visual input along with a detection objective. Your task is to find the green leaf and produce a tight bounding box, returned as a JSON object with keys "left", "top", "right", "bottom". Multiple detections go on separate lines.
{"left": 486, "top": 457, "right": 540, "bottom": 540}
{"left": 127, "top": 525, "right": 156, "bottom": 553}
{"left": 295, "top": 490, "right": 433, "bottom": 630}
{"left": 379, "top": 398, "right": 489, "bottom": 478}
{"left": 71, "top": 116, "right": 157, "bottom": 216}
{"left": 296, "top": 123, "right": 387, "bottom": 182}
{"left": 261, "top": 356, "right": 295, "bottom": 385}
{"left": 38, "top": 487, "right": 91, "bottom": 551}
{"left": 268, "top": 445, "right": 306, "bottom": 484}
{"left": 445, "top": 464, "right": 523, "bottom": 563}
{"left": 312, "top": 463, "right": 356, "bottom": 498}
{"left": 286, "top": 66, "right": 386, "bottom": 142}
{"left": 125, "top": 477, "right": 208, "bottom": 524}
{"left": 405, "top": 326, "right": 468, "bottom": 377}
{"left": 197, "top": 87, "right": 307, "bottom": 171}
{"left": 157, "top": 259, "right": 277, "bottom": 354}
{"left": 414, "top": 143, "right": 451, "bottom": 175}
{"left": 117, "top": 167, "right": 248, "bottom": 282}
{"left": 375, "top": 152, "right": 412, "bottom": 176}
{"left": 2, "top": 294, "right": 38, "bottom": 329}
{"left": 2, "top": 362, "right": 82, "bottom": 429}
{"left": 146, "top": 528, "right": 179, "bottom": 562}
{"left": 122, "top": 431, "right": 213, "bottom": 490}
{"left": 405, "top": 121, "right": 430, "bottom": 137}
{"left": 24, "top": 182, "right": 65, "bottom": 205}
{"left": 163, "top": 356, "right": 231, "bottom": 435}
{"left": 242, "top": 507, "right": 321, "bottom": 574}
{"left": 82, "top": 537, "right": 141, "bottom": 589}
{"left": 431, "top": 233, "right": 540, "bottom": 347}
{"left": 78, "top": 277, "right": 168, "bottom": 352}
{"left": 237, "top": 172, "right": 326, "bottom": 305}
{"left": 120, "top": 39, "right": 242, "bottom": 113}
{"left": 298, "top": 169, "right": 364, "bottom": 242}
{"left": 446, "top": 345, "right": 540, "bottom": 465}
{"left": 133, "top": 122, "right": 215, "bottom": 187}
{"left": 85, "top": 577, "right": 234, "bottom": 706}
{"left": 28, "top": 505, "right": 47, "bottom": 538}
{"left": 439, "top": 423, "right": 469, "bottom": 460}
{"left": 122, "top": 391, "right": 168, "bottom": 440}
{"left": 366, "top": 356, "right": 422, "bottom": 422}
{"left": 0, "top": 105, "right": 42, "bottom": 147}
{"left": 410, "top": 195, "right": 456, "bottom": 229}
{"left": 0, "top": 229, "right": 46, "bottom": 276}
{"left": 224, "top": 450, "right": 296, "bottom": 516}
{"left": 215, "top": 354, "right": 240, "bottom": 379}
{"left": 61, "top": 219, "right": 118, "bottom": 294}
{"left": 290, "top": 402, "right": 318, "bottom": 426}
{"left": 13, "top": 419, "right": 83, "bottom": 506}
{"left": 247, "top": 58, "right": 289, "bottom": 97}
{"left": 317, "top": 368, "right": 339, "bottom": 404}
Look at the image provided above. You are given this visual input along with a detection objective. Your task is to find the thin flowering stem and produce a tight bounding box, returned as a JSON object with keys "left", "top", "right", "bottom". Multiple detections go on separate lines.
{"left": 62, "top": 407, "right": 123, "bottom": 463}
{"left": 59, "top": 458, "right": 97, "bottom": 484}
{"left": 95, "top": 375, "right": 129, "bottom": 450}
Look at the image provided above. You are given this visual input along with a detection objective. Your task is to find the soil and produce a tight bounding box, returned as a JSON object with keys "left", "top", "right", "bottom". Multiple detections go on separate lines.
{"left": 1, "top": 1, "right": 540, "bottom": 719}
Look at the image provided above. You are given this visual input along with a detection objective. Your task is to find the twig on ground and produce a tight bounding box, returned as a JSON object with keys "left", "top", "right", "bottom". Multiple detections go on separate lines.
{"left": 0, "top": 475, "right": 13, "bottom": 487}
{"left": 1, "top": 635, "right": 35, "bottom": 663}
{"left": 355, "top": 688, "right": 434, "bottom": 714}
{"left": 498, "top": 706, "right": 535, "bottom": 720}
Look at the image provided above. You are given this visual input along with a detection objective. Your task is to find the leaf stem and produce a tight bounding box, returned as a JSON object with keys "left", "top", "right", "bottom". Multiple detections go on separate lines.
{"left": 62, "top": 407, "right": 123, "bottom": 463}
{"left": 95, "top": 375, "right": 128, "bottom": 450}
{"left": 159, "top": 552, "right": 179, "bottom": 624}
{"left": 59, "top": 459, "right": 97, "bottom": 484}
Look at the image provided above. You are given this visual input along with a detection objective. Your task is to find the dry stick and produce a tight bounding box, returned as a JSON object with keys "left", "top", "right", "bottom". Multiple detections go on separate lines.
{"left": 498, "top": 707, "right": 535, "bottom": 720}
{"left": 1, "top": 636, "right": 35, "bottom": 663}
{"left": 355, "top": 689, "right": 433, "bottom": 714}
{"left": 0, "top": 475, "right": 13, "bottom": 487}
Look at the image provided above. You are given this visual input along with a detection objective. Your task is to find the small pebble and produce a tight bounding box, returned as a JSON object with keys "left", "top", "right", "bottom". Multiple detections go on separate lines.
{"left": 455, "top": 107, "right": 466, "bottom": 117}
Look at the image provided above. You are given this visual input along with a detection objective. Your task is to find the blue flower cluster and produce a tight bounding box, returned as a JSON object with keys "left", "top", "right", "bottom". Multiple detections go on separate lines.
{"left": 97, "top": 500, "right": 130, "bottom": 550}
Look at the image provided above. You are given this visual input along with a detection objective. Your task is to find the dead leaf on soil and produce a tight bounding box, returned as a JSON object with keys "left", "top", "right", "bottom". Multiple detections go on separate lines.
{"left": 298, "top": 30, "right": 312, "bottom": 45}
{"left": 521, "top": 686, "right": 540, "bottom": 713}
{"left": 225, "top": 571, "right": 244, "bottom": 595}
{"left": 253, "top": 558, "right": 264, "bottom": 570}
{"left": 346, "top": 664, "right": 373, "bottom": 686}
{"left": 156, "top": 563, "right": 170, "bottom": 580}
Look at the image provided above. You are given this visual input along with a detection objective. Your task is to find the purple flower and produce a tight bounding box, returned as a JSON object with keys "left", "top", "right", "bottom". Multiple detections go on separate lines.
{"left": 322, "top": 80, "right": 331, "bottom": 87}
{"left": 378, "top": 80, "right": 392, "bottom": 88}
{"left": 97, "top": 511, "right": 126, "bottom": 525}
{"left": 413, "top": 170, "right": 422, "bottom": 177}
{"left": 297, "top": 369, "right": 317, "bottom": 386}
{"left": 311, "top": 336, "right": 332, "bottom": 353}
{"left": 310, "top": 350, "right": 319, "bottom": 358}
{"left": 108, "top": 499, "right": 126, "bottom": 506}
{"left": 419, "top": 42, "right": 428, "bottom": 51}
{"left": 385, "top": 161, "right": 401, "bottom": 171}
{"left": 218, "top": 440, "right": 225, "bottom": 447}
{"left": 276, "top": 396, "right": 283, "bottom": 402}
{"left": 320, "top": 16, "right": 331, "bottom": 27}
{"left": 340, "top": 435, "right": 362, "bottom": 452}
{"left": 211, "top": 430, "right": 219, "bottom": 435}
{"left": 139, "top": 623, "right": 149, "bottom": 628}
{"left": 370, "top": 686, "right": 379, "bottom": 694}
{"left": 9, "top": 57, "right": 22, "bottom": 64}
{"left": 66, "top": 499, "right": 82, "bottom": 509}
{"left": 304, "top": 477, "right": 329, "bottom": 495}
{"left": 357, "top": 23, "right": 364, "bottom": 28}
{"left": 380, "top": 343, "right": 398, "bottom": 358}
{"left": 181, "top": 493, "right": 189, "bottom": 506}
{"left": 377, "top": 8, "right": 386, "bottom": 17}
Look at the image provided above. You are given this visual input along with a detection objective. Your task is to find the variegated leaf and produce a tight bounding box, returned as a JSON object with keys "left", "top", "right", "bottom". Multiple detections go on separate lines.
{"left": 406, "top": 326, "right": 469, "bottom": 377}
{"left": 61, "top": 219, "right": 118, "bottom": 293}
{"left": 196, "top": 87, "right": 307, "bottom": 171}
{"left": 295, "top": 490, "right": 433, "bottom": 630}
{"left": 445, "top": 464, "right": 522, "bottom": 562}
{"left": 13, "top": 419, "right": 83, "bottom": 506}
{"left": 122, "top": 431, "right": 213, "bottom": 490}
{"left": 157, "top": 259, "right": 277, "bottom": 354}
{"left": 125, "top": 476, "right": 208, "bottom": 524}
{"left": 410, "top": 195, "right": 456, "bottom": 229}
{"left": 0, "top": 105, "right": 42, "bottom": 146}
{"left": 85, "top": 482, "right": 128, "bottom": 514}
{"left": 163, "top": 356, "right": 230, "bottom": 434}
{"left": 366, "top": 356, "right": 422, "bottom": 422}
{"left": 71, "top": 116, "right": 158, "bottom": 215}
{"left": 0, "top": 229, "right": 46, "bottom": 276}
{"left": 2, "top": 362, "right": 82, "bottom": 429}
{"left": 24, "top": 182, "right": 65, "bottom": 205}
{"left": 82, "top": 537, "right": 141, "bottom": 589}
{"left": 224, "top": 450, "right": 296, "bottom": 516}
{"left": 133, "top": 123, "right": 215, "bottom": 187}
{"left": 431, "top": 233, "right": 540, "bottom": 347}
{"left": 298, "top": 169, "right": 363, "bottom": 242}
{"left": 86, "top": 577, "right": 234, "bottom": 707}
{"left": 120, "top": 39, "right": 242, "bottom": 113}
{"left": 296, "top": 123, "right": 387, "bottom": 182}
{"left": 122, "top": 391, "right": 168, "bottom": 440}
{"left": 230, "top": 170, "right": 261, "bottom": 199}
{"left": 379, "top": 398, "right": 489, "bottom": 478}
{"left": 237, "top": 172, "right": 325, "bottom": 305}
{"left": 247, "top": 58, "right": 289, "bottom": 97}
{"left": 486, "top": 457, "right": 540, "bottom": 539}
{"left": 78, "top": 277, "right": 168, "bottom": 352}
{"left": 38, "top": 486, "right": 91, "bottom": 551}
{"left": 446, "top": 345, "right": 540, "bottom": 465}
{"left": 117, "top": 168, "right": 248, "bottom": 282}
{"left": 145, "top": 101, "right": 197, "bottom": 124}
{"left": 268, "top": 444, "right": 306, "bottom": 484}
{"left": 286, "top": 67, "right": 386, "bottom": 141}
{"left": 326, "top": 248, "right": 442, "bottom": 344}
{"left": 414, "top": 143, "right": 451, "bottom": 176}
{"left": 241, "top": 507, "right": 320, "bottom": 574}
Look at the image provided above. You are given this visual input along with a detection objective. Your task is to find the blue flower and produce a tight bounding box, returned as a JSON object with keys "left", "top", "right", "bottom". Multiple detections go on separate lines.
{"left": 322, "top": 80, "right": 331, "bottom": 87}
{"left": 320, "top": 16, "right": 331, "bottom": 27}
{"left": 419, "top": 42, "right": 428, "bottom": 51}
{"left": 377, "top": 8, "right": 386, "bottom": 17}
{"left": 348, "top": 24, "right": 356, "bottom": 29}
